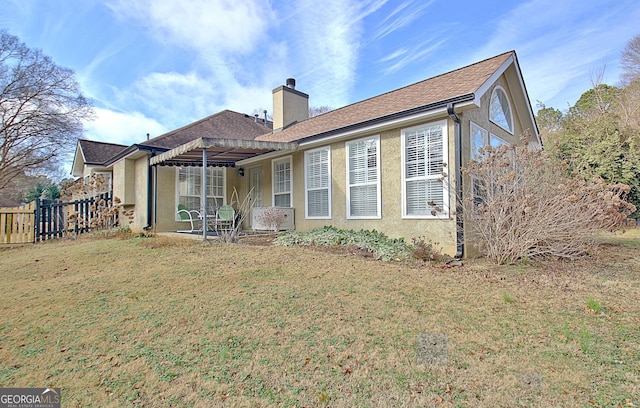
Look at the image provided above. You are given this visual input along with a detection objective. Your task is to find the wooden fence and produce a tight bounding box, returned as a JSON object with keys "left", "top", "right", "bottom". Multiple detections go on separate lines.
{"left": 0, "top": 202, "right": 36, "bottom": 244}
{"left": 0, "top": 192, "right": 115, "bottom": 244}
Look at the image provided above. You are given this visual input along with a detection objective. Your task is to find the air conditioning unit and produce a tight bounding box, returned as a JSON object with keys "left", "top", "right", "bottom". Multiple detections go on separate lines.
{"left": 251, "top": 207, "right": 294, "bottom": 231}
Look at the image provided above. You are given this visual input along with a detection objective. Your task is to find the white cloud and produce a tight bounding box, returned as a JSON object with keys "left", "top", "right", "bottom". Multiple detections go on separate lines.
{"left": 372, "top": 0, "right": 434, "bottom": 41}
{"left": 84, "top": 108, "right": 168, "bottom": 145}
{"left": 100, "top": 0, "right": 286, "bottom": 126}
{"left": 378, "top": 38, "right": 446, "bottom": 75}
{"left": 107, "top": 0, "right": 272, "bottom": 53}
{"left": 471, "top": 0, "right": 640, "bottom": 108}
{"left": 96, "top": 0, "right": 384, "bottom": 129}
{"left": 290, "top": 0, "right": 383, "bottom": 107}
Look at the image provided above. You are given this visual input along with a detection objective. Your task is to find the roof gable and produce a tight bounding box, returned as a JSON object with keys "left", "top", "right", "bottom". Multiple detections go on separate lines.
{"left": 78, "top": 139, "right": 128, "bottom": 165}
{"left": 141, "top": 110, "right": 272, "bottom": 149}
{"left": 256, "top": 51, "right": 516, "bottom": 143}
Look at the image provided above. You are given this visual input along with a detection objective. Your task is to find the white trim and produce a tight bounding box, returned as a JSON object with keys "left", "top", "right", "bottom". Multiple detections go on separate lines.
{"left": 489, "top": 133, "right": 508, "bottom": 147}
{"left": 271, "top": 155, "right": 293, "bottom": 207}
{"left": 304, "top": 146, "right": 332, "bottom": 219}
{"left": 346, "top": 135, "right": 381, "bottom": 219}
{"left": 470, "top": 121, "right": 488, "bottom": 162}
{"left": 401, "top": 120, "right": 449, "bottom": 219}
{"left": 298, "top": 103, "right": 475, "bottom": 150}
{"left": 489, "top": 85, "right": 514, "bottom": 134}
{"left": 239, "top": 101, "right": 477, "bottom": 165}
{"left": 474, "top": 54, "right": 514, "bottom": 106}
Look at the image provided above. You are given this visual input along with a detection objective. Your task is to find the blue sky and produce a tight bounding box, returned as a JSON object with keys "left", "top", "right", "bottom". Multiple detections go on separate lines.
{"left": 2, "top": 0, "right": 639, "bottom": 148}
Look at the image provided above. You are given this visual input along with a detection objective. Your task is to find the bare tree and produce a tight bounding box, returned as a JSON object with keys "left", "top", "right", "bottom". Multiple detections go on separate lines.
{"left": 309, "top": 105, "right": 332, "bottom": 117}
{"left": 621, "top": 33, "right": 640, "bottom": 85}
{"left": 0, "top": 30, "right": 94, "bottom": 190}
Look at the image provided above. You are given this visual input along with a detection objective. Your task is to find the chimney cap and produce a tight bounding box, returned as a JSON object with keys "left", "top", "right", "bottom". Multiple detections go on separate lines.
{"left": 286, "top": 78, "right": 296, "bottom": 89}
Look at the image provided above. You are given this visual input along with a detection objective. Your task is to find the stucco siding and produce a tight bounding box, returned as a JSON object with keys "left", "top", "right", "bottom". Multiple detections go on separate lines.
{"left": 281, "top": 117, "right": 459, "bottom": 255}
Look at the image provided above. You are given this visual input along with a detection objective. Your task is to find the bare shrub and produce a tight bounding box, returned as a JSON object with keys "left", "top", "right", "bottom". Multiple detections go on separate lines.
{"left": 463, "top": 137, "right": 636, "bottom": 264}
{"left": 62, "top": 174, "right": 133, "bottom": 235}
{"left": 216, "top": 187, "right": 254, "bottom": 243}
{"left": 411, "top": 237, "right": 450, "bottom": 263}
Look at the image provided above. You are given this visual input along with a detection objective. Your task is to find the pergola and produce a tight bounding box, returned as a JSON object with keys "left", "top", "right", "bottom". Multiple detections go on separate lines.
{"left": 149, "top": 137, "right": 298, "bottom": 239}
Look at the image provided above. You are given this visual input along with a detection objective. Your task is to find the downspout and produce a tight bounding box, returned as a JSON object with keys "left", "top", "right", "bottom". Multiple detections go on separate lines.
{"left": 447, "top": 103, "right": 464, "bottom": 259}
{"left": 152, "top": 162, "right": 157, "bottom": 233}
{"left": 144, "top": 149, "right": 156, "bottom": 231}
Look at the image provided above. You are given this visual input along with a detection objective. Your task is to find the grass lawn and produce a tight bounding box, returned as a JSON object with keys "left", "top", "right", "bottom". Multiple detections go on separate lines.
{"left": 0, "top": 230, "right": 639, "bottom": 407}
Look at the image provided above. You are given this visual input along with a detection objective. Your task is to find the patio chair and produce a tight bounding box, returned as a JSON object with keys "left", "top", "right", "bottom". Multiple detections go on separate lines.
{"left": 213, "top": 205, "right": 235, "bottom": 233}
{"left": 176, "top": 204, "right": 202, "bottom": 233}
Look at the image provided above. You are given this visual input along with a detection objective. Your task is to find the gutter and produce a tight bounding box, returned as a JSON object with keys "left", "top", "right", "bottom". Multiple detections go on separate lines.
{"left": 104, "top": 143, "right": 168, "bottom": 167}
{"left": 447, "top": 103, "right": 464, "bottom": 259}
{"left": 295, "top": 94, "right": 476, "bottom": 144}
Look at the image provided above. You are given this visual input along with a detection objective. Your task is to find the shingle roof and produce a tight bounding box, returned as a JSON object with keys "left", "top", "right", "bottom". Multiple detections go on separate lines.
{"left": 79, "top": 139, "right": 129, "bottom": 165}
{"left": 256, "top": 51, "right": 514, "bottom": 143}
{"left": 141, "top": 110, "right": 272, "bottom": 149}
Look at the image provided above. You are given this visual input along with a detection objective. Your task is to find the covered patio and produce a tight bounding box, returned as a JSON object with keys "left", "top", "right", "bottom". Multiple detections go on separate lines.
{"left": 149, "top": 137, "right": 298, "bottom": 240}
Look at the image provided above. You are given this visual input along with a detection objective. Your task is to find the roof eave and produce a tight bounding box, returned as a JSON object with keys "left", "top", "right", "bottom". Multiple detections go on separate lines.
{"left": 149, "top": 137, "right": 298, "bottom": 166}
{"left": 103, "top": 144, "right": 165, "bottom": 166}
{"left": 296, "top": 93, "right": 476, "bottom": 146}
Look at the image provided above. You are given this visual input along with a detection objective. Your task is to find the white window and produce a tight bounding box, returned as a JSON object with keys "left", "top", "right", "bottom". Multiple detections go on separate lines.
{"left": 176, "top": 167, "right": 224, "bottom": 218}
{"left": 346, "top": 136, "right": 380, "bottom": 218}
{"left": 470, "top": 122, "right": 488, "bottom": 162}
{"left": 471, "top": 122, "right": 508, "bottom": 162}
{"left": 305, "top": 147, "right": 331, "bottom": 218}
{"left": 402, "top": 121, "right": 449, "bottom": 218}
{"left": 272, "top": 156, "right": 292, "bottom": 207}
{"left": 490, "top": 133, "right": 508, "bottom": 149}
{"left": 489, "top": 86, "right": 513, "bottom": 133}
{"left": 470, "top": 123, "right": 509, "bottom": 212}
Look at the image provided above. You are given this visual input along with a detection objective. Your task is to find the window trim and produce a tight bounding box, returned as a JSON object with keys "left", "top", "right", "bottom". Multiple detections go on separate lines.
{"left": 489, "top": 133, "right": 508, "bottom": 148}
{"left": 489, "top": 86, "right": 514, "bottom": 134}
{"left": 304, "top": 146, "right": 332, "bottom": 219}
{"left": 346, "top": 135, "right": 381, "bottom": 219}
{"left": 401, "top": 120, "right": 449, "bottom": 219}
{"left": 175, "top": 166, "right": 226, "bottom": 221}
{"left": 272, "top": 155, "right": 293, "bottom": 207}
{"left": 470, "top": 121, "right": 488, "bottom": 162}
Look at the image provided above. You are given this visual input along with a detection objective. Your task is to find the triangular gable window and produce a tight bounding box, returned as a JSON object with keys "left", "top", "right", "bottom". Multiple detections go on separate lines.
{"left": 489, "top": 86, "right": 513, "bottom": 133}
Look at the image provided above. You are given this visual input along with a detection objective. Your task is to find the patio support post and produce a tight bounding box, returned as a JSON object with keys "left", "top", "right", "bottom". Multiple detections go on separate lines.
{"left": 201, "top": 148, "right": 208, "bottom": 240}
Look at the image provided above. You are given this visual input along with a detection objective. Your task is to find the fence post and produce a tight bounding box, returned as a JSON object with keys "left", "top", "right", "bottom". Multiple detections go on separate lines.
{"left": 34, "top": 198, "right": 41, "bottom": 242}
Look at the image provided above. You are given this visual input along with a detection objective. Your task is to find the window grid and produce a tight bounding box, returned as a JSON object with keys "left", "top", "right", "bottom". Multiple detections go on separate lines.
{"left": 346, "top": 136, "right": 380, "bottom": 218}
{"left": 489, "top": 86, "right": 513, "bottom": 133}
{"left": 305, "top": 147, "right": 331, "bottom": 218}
{"left": 272, "top": 157, "right": 292, "bottom": 207}
{"left": 402, "top": 122, "right": 448, "bottom": 218}
{"left": 176, "top": 167, "right": 224, "bottom": 218}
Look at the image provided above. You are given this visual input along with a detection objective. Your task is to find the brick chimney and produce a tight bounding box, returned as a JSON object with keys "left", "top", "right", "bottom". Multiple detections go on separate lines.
{"left": 272, "top": 78, "right": 309, "bottom": 131}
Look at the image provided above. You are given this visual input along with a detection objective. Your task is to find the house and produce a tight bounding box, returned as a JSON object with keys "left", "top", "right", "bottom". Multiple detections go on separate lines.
{"left": 72, "top": 51, "right": 540, "bottom": 257}
{"left": 71, "top": 139, "right": 129, "bottom": 191}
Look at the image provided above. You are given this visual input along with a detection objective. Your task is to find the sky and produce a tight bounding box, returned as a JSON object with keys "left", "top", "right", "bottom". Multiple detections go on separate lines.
{"left": 1, "top": 0, "right": 640, "bottom": 152}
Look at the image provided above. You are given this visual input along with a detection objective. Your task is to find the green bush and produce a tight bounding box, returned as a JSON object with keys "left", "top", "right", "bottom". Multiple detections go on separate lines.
{"left": 274, "top": 226, "right": 412, "bottom": 262}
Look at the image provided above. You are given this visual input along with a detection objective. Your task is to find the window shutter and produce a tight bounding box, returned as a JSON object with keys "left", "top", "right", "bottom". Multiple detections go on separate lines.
{"left": 403, "top": 122, "right": 447, "bottom": 217}
{"left": 306, "top": 148, "right": 330, "bottom": 217}
{"left": 347, "top": 137, "right": 379, "bottom": 218}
